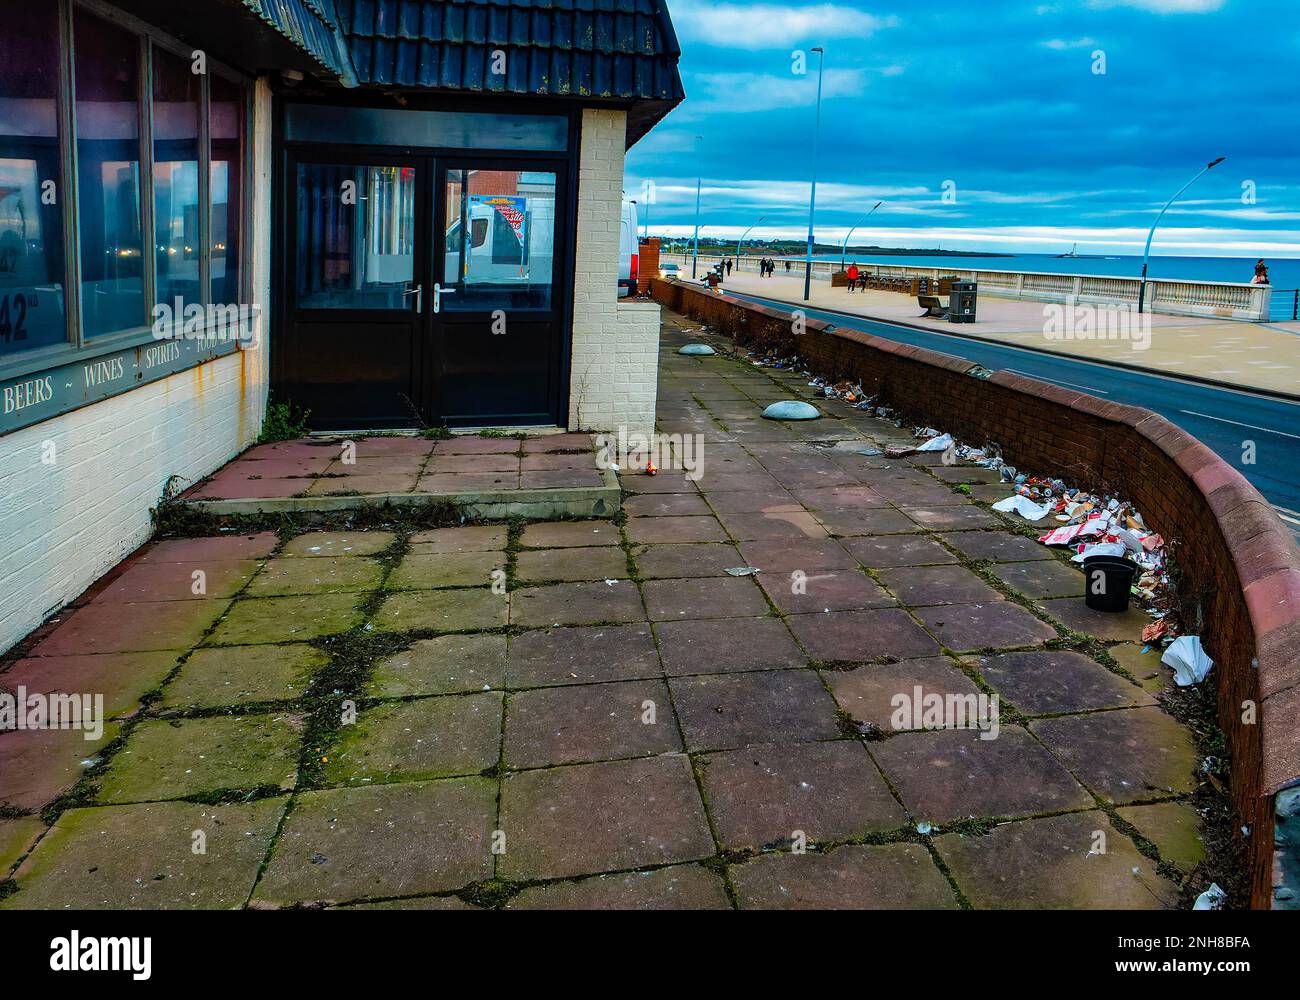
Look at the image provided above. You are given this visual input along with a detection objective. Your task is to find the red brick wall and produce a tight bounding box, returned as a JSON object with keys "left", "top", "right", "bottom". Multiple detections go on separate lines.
{"left": 651, "top": 278, "right": 1300, "bottom": 909}
{"left": 638, "top": 238, "right": 659, "bottom": 295}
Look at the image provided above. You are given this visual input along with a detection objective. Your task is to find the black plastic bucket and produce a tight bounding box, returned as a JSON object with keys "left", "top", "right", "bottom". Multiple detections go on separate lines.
{"left": 1082, "top": 556, "right": 1137, "bottom": 612}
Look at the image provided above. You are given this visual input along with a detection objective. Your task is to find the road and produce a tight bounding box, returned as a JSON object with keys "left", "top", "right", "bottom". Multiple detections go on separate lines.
{"left": 729, "top": 290, "right": 1300, "bottom": 539}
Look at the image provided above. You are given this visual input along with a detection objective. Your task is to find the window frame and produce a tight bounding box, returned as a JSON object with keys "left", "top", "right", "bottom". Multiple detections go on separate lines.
{"left": 0, "top": 0, "right": 253, "bottom": 384}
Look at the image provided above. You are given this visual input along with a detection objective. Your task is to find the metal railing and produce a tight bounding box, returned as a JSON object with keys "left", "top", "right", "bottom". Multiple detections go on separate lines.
{"left": 1268, "top": 289, "right": 1300, "bottom": 322}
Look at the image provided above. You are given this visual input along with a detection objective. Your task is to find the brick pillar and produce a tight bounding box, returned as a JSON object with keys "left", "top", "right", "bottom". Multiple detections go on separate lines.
{"left": 638, "top": 237, "right": 659, "bottom": 294}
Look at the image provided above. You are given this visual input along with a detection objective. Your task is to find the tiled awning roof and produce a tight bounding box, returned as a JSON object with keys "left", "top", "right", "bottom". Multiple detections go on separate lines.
{"left": 237, "top": 0, "right": 357, "bottom": 83}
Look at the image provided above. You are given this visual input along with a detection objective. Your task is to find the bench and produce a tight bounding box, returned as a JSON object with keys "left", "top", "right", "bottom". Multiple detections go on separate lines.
{"left": 918, "top": 294, "right": 948, "bottom": 318}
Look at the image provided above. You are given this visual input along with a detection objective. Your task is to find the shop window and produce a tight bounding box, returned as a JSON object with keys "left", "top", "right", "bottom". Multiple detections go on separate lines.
{"left": 151, "top": 45, "right": 200, "bottom": 316}
{"left": 0, "top": 6, "right": 67, "bottom": 357}
{"left": 210, "top": 72, "right": 243, "bottom": 307}
{"left": 74, "top": 7, "right": 144, "bottom": 340}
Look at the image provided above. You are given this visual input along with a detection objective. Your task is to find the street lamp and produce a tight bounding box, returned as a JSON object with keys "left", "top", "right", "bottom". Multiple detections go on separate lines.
{"left": 1137, "top": 156, "right": 1225, "bottom": 313}
{"left": 690, "top": 135, "right": 703, "bottom": 279}
{"left": 802, "top": 46, "right": 825, "bottom": 301}
{"left": 841, "top": 201, "right": 883, "bottom": 269}
{"left": 735, "top": 215, "right": 767, "bottom": 273}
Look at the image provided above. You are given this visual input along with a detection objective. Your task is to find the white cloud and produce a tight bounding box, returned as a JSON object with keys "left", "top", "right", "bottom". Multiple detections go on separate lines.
{"left": 1041, "top": 37, "right": 1097, "bottom": 50}
{"left": 671, "top": 2, "right": 899, "bottom": 50}
{"left": 1086, "top": 0, "right": 1224, "bottom": 13}
{"left": 687, "top": 68, "right": 870, "bottom": 112}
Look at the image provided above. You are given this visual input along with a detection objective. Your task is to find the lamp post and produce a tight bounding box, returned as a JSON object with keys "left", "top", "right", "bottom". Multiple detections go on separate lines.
{"left": 840, "top": 201, "right": 883, "bottom": 269}
{"left": 735, "top": 215, "right": 767, "bottom": 274}
{"left": 802, "top": 46, "right": 825, "bottom": 301}
{"left": 690, "top": 135, "right": 703, "bottom": 279}
{"left": 1138, "top": 156, "right": 1225, "bottom": 313}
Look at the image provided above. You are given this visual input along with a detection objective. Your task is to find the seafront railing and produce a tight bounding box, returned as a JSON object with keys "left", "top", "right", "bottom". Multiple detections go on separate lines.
{"left": 663, "top": 252, "right": 1274, "bottom": 322}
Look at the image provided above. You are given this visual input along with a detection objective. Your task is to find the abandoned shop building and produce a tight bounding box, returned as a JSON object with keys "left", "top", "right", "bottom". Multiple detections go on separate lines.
{"left": 0, "top": 0, "right": 683, "bottom": 652}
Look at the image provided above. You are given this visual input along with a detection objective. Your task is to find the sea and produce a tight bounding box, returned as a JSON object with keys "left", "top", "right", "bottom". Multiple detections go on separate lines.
{"left": 793, "top": 252, "right": 1300, "bottom": 289}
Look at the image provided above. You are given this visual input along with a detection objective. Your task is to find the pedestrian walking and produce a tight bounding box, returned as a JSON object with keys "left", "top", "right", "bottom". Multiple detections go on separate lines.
{"left": 846, "top": 262, "right": 859, "bottom": 292}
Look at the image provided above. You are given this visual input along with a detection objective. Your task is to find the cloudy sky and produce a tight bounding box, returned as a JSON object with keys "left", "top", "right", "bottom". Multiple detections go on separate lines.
{"left": 626, "top": 0, "right": 1300, "bottom": 257}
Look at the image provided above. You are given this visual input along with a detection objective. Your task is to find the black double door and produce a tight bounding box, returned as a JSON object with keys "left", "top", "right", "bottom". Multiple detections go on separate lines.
{"left": 279, "top": 151, "right": 567, "bottom": 430}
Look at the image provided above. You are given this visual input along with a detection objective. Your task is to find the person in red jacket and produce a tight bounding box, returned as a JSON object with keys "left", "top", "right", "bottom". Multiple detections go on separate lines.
{"left": 846, "top": 262, "right": 860, "bottom": 292}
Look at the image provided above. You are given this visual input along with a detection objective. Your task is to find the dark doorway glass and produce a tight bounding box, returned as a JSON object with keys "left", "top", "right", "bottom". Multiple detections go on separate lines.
{"left": 295, "top": 163, "right": 416, "bottom": 309}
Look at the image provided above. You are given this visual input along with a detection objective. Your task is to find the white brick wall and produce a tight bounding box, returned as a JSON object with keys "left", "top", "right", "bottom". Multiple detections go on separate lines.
{"left": 0, "top": 79, "right": 274, "bottom": 656}
{"left": 567, "top": 108, "right": 660, "bottom": 441}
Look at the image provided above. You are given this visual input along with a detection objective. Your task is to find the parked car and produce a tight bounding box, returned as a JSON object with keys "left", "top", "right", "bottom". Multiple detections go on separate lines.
{"left": 659, "top": 262, "right": 681, "bottom": 280}
{"left": 618, "top": 199, "right": 638, "bottom": 297}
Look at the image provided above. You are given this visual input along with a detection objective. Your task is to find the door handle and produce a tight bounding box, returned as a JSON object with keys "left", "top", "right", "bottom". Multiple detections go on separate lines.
{"left": 404, "top": 283, "right": 423, "bottom": 311}
{"left": 433, "top": 283, "right": 456, "bottom": 314}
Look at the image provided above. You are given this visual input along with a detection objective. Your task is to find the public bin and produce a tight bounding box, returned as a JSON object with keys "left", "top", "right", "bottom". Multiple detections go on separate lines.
{"left": 949, "top": 280, "right": 978, "bottom": 323}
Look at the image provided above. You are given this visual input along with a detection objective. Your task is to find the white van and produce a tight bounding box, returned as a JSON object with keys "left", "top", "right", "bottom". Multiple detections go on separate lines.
{"left": 444, "top": 196, "right": 555, "bottom": 290}
{"left": 618, "top": 199, "right": 638, "bottom": 297}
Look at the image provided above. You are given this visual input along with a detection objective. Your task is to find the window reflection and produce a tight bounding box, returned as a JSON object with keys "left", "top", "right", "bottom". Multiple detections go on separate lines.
{"left": 210, "top": 73, "right": 242, "bottom": 306}
{"left": 0, "top": 5, "right": 67, "bottom": 356}
{"left": 152, "top": 46, "right": 199, "bottom": 315}
{"left": 75, "top": 8, "right": 144, "bottom": 339}
{"left": 296, "top": 163, "right": 415, "bottom": 309}
{"left": 443, "top": 169, "right": 555, "bottom": 310}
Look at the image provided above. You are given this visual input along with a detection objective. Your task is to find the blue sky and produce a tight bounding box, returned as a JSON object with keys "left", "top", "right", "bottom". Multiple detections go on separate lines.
{"left": 626, "top": 0, "right": 1300, "bottom": 257}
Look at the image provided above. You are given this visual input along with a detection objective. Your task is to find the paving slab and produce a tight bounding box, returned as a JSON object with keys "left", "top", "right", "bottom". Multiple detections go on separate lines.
{"left": 520, "top": 520, "right": 621, "bottom": 548}
{"left": 246, "top": 556, "right": 384, "bottom": 597}
{"left": 208, "top": 594, "right": 364, "bottom": 644}
{"left": 96, "top": 559, "right": 261, "bottom": 603}
{"left": 32, "top": 599, "right": 226, "bottom": 655}
{"left": 161, "top": 643, "right": 327, "bottom": 709}
{"left": 989, "top": 559, "right": 1086, "bottom": 599}
{"left": 626, "top": 515, "right": 728, "bottom": 544}
{"left": 975, "top": 650, "right": 1154, "bottom": 715}
{"left": 497, "top": 755, "right": 713, "bottom": 880}
{"left": 1116, "top": 801, "right": 1206, "bottom": 872}
{"left": 336, "top": 895, "right": 479, "bottom": 910}
{"left": 407, "top": 525, "right": 508, "bottom": 554}
{"left": 869, "top": 726, "right": 1093, "bottom": 823}
{"left": 2, "top": 650, "right": 181, "bottom": 720}
{"left": 369, "top": 634, "right": 508, "bottom": 697}
{"left": 500, "top": 625, "right": 659, "bottom": 691}
{"left": 825, "top": 657, "right": 985, "bottom": 732}
{"left": 505, "top": 679, "right": 680, "bottom": 768}
{"left": 0, "top": 723, "right": 122, "bottom": 811}
{"left": 905, "top": 507, "right": 1003, "bottom": 531}
{"left": 510, "top": 581, "right": 644, "bottom": 628}
{"left": 811, "top": 507, "right": 918, "bottom": 536}
{"left": 934, "top": 810, "right": 1180, "bottom": 909}
{"left": 623, "top": 493, "right": 713, "bottom": 517}
{"left": 138, "top": 533, "right": 278, "bottom": 564}
{"left": 1, "top": 799, "right": 286, "bottom": 910}
{"left": 96, "top": 713, "right": 301, "bottom": 803}
{"left": 280, "top": 531, "right": 395, "bottom": 558}
{"left": 506, "top": 864, "right": 731, "bottom": 910}
{"left": 0, "top": 816, "right": 45, "bottom": 873}
{"left": 789, "top": 486, "right": 888, "bottom": 510}
{"left": 738, "top": 538, "right": 857, "bottom": 572}
{"left": 372, "top": 588, "right": 507, "bottom": 633}
{"left": 669, "top": 669, "right": 842, "bottom": 751}
{"left": 839, "top": 533, "right": 956, "bottom": 567}
{"left": 702, "top": 488, "right": 800, "bottom": 514}
{"left": 642, "top": 576, "right": 771, "bottom": 621}
{"left": 1031, "top": 707, "right": 1197, "bottom": 803}
{"left": 759, "top": 568, "right": 894, "bottom": 614}
{"left": 633, "top": 542, "right": 748, "bottom": 579}
{"left": 325, "top": 693, "right": 502, "bottom": 784}
{"left": 878, "top": 565, "right": 1004, "bottom": 607}
{"left": 699, "top": 741, "right": 907, "bottom": 850}
{"left": 1037, "top": 597, "right": 1151, "bottom": 641}
{"left": 654, "top": 617, "right": 807, "bottom": 675}
{"left": 388, "top": 551, "right": 505, "bottom": 590}
{"left": 730, "top": 842, "right": 959, "bottom": 910}
{"left": 915, "top": 602, "right": 1057, "bottom": 652}
{"left": 716, "top": 510, "right": 829, "bottom": 541}
{"left": 943, "top": 531, "right": 1054, "bottom": 563}
{"left": 786, "top": 608, "right": 941, "bottom": 663}
{"left": 514, "top": 546, "right": 628, "bottom": 583}
{"left": 254, "top": 778, "right": 496, "bottom": 905}
{"left": 1110, "top": 642, "right": 1177, "bottom": 694}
